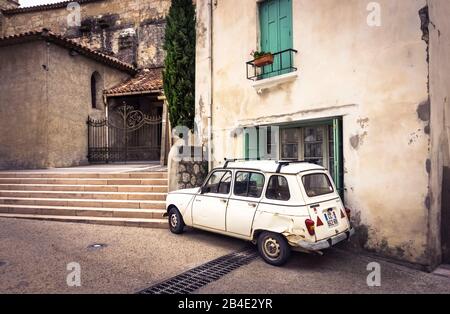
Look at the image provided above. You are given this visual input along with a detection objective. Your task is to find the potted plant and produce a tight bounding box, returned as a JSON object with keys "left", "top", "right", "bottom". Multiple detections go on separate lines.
{"left": 251, "top": 50, "right": 274, "bottom": 67}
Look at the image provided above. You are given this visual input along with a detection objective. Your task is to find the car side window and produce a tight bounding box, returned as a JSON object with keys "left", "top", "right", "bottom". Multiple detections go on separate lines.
{"left": 204, "top": 171, "right": 230, "bottom": 194}
{"left": 217, "top": 171, "right": 232, "bottom": 194}
{"left": 234, "top": 171, "right": 265, "bottom": 198}
{"left": 266, "top": 175, "right": 291, "bottom": 201}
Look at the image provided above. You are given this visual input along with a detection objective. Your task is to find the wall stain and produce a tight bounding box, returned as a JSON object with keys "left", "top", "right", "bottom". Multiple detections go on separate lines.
{"left": 350, "top": 132, "right": 368, "bottom": 150}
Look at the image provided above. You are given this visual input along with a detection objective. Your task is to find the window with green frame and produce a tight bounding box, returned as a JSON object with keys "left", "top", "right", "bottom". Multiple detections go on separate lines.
{"left": 244, "top": 118, "right": 344, "bottom": 199}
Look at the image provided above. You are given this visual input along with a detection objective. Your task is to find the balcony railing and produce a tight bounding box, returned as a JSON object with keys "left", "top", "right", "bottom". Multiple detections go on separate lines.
{"left": 246, "top": 48, "right": 298, "bottom": 81}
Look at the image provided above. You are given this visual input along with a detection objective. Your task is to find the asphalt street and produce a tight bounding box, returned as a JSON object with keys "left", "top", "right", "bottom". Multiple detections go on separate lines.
{"left": 1, "top": 218, "right": 449, "bottom": 294}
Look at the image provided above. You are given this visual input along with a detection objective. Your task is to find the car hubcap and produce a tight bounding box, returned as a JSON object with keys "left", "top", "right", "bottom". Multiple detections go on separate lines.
{"left": 170, "top": 213, "right": 178, "bottom": 228}
{"left": 264, "top": 237, "right": 281, "bottom": 258}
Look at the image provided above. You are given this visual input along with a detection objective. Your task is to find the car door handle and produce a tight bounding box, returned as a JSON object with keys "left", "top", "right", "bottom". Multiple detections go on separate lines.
{"left": 195, "top": 199, "right": 202, "bottom": 202}
{"left": 248, "top": 203, "right": 257, "bottom": 208}
{"left": 220, "top": 199, "right": 228, "bottom": 203}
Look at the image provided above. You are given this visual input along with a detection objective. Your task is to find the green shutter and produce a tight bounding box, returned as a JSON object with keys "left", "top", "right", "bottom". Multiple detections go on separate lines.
{"left": 259, "top": 0, "right": 292, "bottom": 78}
{"left": 333, "top": 118, "right": 344, "bottom": 200}
{"left": 244, "top": 128, "right": 260, "bottom": 160}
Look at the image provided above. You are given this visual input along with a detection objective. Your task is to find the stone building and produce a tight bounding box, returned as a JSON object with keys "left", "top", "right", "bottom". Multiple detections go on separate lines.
{"left": 0, "top": 0, "right": 172, "bottom": 168}
{"left": 0, "top": 0, "right": 171, "bottom": 68}
{"left": 0, "top": 29, "right": 133, "bottom": 169}
{"left": 195, "top": 0, "right": 450, "bottom": 269}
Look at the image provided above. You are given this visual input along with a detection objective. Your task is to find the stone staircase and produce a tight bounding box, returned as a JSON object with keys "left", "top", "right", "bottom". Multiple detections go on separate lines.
{"left": 0, "top": 171, "right": 169, "bottom": 228}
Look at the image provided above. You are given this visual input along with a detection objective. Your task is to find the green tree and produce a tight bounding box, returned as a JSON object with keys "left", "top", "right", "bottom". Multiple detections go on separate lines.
{"left": 163, "top": 0, "right": 196, "bottom": 131}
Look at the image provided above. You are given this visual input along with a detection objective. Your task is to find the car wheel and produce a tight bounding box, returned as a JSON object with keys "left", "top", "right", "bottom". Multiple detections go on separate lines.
{"left": 168, "top": 207, "right": 185, "bottom": 234}
{"left": 257, "top": 231, "right": 291, "bottom": 266}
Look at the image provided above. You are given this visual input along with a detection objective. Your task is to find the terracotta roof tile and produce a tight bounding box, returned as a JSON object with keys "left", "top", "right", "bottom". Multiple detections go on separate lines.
{"left": 0, "top": 29, "right": 136, "bottom": 74}
{"left": 1, "top": 0, "right": 104, "bottom": 15}
{"left": 104, "top": 67, "right": 163, "bottom": 96}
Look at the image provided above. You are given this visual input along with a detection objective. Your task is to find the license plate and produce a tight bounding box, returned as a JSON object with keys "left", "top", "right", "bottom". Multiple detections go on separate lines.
{"left": 324, "top": 209, "right": 339, "bottom": 227}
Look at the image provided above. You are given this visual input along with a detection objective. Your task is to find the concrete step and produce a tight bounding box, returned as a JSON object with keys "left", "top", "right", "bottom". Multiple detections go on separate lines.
{"left": 0, "top": 184, "right": 168, "bottom": 193}
{"left": 0, "top": 172, "right": 168, "bottom": 179}
{"left": 0, "top": 190, "right": 167, "bottom": 201}
{"left": 0, "top": 197, "right": 165, "bottom": 209}
{"left": 0, "top": 213, "right": 168, "bottom": 228}
{"left": 0, "top": 204, "right": 165, "bottom": 219}
{"left": 0, "top": 178, "right": 168, "bottom": 186}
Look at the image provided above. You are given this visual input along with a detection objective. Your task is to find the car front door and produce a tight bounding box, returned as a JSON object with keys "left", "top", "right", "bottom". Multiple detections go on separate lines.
{"left": 192, "top": 170, "right": 232, "bottom": 231}
{"left": 226, "top": 171, "right": 265, "bottom": 237}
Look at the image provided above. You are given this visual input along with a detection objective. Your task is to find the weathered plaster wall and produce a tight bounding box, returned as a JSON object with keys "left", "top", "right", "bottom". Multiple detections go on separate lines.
{"left": 196, "top": 0, "right": 434, "bottom": 266}
{"left": 0, "top": 40, "right": 129, "bottom": 169}
{"left": 0, "top": 41, "right": 48, "bottom": 169}
{"left": 1, "top": 0, "right": 170, "bottom": 68}
{"left": 46, "top": 41, "right": 129, "bottom": 168}
{"left": 429, "top": 0, "right": 450, "bottom": 264}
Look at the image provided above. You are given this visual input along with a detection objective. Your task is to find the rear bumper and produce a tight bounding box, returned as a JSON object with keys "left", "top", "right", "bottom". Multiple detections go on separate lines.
{"left": 296, "top": 228, "right": 355, "bottom": 251}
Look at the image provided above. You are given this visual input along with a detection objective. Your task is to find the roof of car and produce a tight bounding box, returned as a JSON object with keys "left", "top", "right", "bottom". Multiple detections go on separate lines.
{"left": 221, "top": 160, "right": 326, "bottom": 174}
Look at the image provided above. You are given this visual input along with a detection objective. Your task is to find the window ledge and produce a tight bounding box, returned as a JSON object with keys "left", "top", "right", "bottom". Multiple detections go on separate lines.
{"left": 251, "top": 71, "right": 298, "bottom": 94}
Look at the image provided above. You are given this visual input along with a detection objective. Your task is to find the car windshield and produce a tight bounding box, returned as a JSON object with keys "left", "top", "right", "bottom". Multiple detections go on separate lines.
{"left": 302, "top": 173, "right": 334, "bottom": 197}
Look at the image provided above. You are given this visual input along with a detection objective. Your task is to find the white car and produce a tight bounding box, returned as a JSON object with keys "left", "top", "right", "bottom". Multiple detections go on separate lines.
{"left": 165, "top": 160, "right": 355, "bottom": 266}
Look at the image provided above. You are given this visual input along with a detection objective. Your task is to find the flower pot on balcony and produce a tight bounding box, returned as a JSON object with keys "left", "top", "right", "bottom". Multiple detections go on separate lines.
{"left": 253, "top": 53, "right": 274, "bottom": 67}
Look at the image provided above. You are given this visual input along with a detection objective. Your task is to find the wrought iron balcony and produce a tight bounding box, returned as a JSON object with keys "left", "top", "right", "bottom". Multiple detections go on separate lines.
{"left": 246, "top": 49, "right": 298, "bottom": 81}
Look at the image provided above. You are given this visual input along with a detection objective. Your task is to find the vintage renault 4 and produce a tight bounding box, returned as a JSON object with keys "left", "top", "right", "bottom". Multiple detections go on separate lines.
{"left": 165, "top": 160, "right": 355, "bottom": 266}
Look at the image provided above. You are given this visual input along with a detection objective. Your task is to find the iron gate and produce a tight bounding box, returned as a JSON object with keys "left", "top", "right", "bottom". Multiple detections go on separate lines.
{"left": 88, "top": 103, "right": 162, "bottom": 162}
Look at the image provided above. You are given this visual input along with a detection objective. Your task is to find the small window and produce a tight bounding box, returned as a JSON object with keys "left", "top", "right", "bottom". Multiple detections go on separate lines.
{"left": 302, "top": 173, "right": 334, "bottom": 197}
{"left": 234, "top": 171, "right": 265, "bottom": 198}
{"left": 203, "top": 171, "right": 231, "bottom": 195}
{"left": 90, "top": 71, "right": 102, "bottom": 109}
{"left": 266, "top": 175, "right": 290, "bottom": 201}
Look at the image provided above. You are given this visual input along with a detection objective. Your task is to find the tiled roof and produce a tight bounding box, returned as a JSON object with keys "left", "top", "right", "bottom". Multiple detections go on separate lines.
{"left": 104, "top": 67, "right": 164, "bottom": 96}
{"left": 1, "top": 0, "right": 105, "bottom": 15}
{"left": 0, "top": 29, "right": 136, "bottom": 74}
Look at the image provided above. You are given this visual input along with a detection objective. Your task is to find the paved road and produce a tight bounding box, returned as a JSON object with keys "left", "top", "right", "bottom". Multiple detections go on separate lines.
{"left": 1, "top": 218, "right": 449, "bottom": 294}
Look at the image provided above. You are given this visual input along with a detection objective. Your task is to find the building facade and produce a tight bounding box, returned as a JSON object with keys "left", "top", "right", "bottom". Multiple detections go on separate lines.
{"left": 0, "top": 0, "right": 172, "bottom": 168}
{"left": 0, "top": 0, "right": 171, "bottom": 68}
{"left": 195, "top": 0, "right": 450, "bottom": 269}
{"left": 0, "top": 30, "right": 132, "bottom": 169}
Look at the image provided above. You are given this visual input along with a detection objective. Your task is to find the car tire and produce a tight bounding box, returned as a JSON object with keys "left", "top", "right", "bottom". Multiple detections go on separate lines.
{"left": 257, "top": 231, "right": 291, "bottom": 266}
{"left": 168, "top": 207, "right": 185, "bottom": 234}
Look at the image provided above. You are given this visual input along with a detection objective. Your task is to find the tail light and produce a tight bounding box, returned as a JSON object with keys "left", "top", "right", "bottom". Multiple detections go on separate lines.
{"left": 345, "top": 207, "right": 351, "bottom": 220}
{"left": 305, "top": 219, "right": 315, "bottom": 236}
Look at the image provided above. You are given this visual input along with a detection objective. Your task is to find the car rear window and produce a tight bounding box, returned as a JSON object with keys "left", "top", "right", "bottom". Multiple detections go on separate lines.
{"left": 302, "top": 173, "right": 334, "bottom": 197}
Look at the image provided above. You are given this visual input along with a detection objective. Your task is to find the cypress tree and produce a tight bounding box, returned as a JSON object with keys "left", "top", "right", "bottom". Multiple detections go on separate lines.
{"left": 163, "top": 0, "right": 196, "bottom": 131}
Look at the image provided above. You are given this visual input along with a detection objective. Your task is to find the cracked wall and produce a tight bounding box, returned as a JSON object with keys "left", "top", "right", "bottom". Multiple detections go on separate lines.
{"left": 0, "top": 0, "right": 171, "bottom": 69}
{"left": 195, "top": 0, "right": 438, "bottom": 266}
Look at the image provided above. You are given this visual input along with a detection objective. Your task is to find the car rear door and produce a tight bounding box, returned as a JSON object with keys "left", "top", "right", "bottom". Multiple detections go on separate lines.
{"left": 192, "top": 170, "right": 232, "bottom": 231}
{"left": 299, "top": 171, "right": 350, "bottom": 241}
{"left": 226, "top": 171, "right": 265, "bottom": 237}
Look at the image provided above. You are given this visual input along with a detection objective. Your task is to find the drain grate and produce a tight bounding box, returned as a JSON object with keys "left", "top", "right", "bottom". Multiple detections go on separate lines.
{"left": 138, "top": 248, "right": 258, "bottom": 294}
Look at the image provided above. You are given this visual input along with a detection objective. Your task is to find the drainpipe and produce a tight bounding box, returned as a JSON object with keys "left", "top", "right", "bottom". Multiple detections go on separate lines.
{"left": 207, "top": 0, "right": 214, "bottom": 171}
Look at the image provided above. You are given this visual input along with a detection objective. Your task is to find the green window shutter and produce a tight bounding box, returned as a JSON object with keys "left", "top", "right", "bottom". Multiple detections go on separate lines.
{"left": 332, "top": 118, "right": 344, "bottom": 200}
{"left": 259, "top": 0, "right": 293, "bottom": 78}
{"left": 278, "top": 0, "right": 293, "bottom": 74}
{"left": 244, "top": 128, "right": 260, "bottom": 160}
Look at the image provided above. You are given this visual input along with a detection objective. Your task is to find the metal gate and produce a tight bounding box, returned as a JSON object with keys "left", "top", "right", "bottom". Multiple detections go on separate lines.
{"left": 88, "top": 103, "right": 162, "bottom": 163}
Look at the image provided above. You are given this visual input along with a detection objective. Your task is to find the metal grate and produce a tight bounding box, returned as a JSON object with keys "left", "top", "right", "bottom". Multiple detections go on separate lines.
{"left": 138, "top": 248, "right": 258, "bottom": 294}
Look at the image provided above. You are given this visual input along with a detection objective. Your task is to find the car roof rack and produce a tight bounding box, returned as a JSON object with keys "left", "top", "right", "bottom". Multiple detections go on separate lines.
{"left": 275, "top": 160, "right": 310, "bottom": 173}
{"left": 223, "top": 158, "right": 265, "bottom": 169}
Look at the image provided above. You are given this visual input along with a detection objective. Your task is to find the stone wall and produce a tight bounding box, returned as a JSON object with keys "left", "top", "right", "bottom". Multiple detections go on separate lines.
{"left": 0, "top": 0, "right": 171, "bottom": 69}
{"left": 177, "top": 160, "right": 208, "bottom": 190}
{"left": 0, "top": 40, "right": 129, "bottom": 169}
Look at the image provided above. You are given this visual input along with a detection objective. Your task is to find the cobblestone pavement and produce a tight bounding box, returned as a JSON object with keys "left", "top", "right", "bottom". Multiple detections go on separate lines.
{"left": 1, "top": 218, "right": 449, "bottom": 294}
